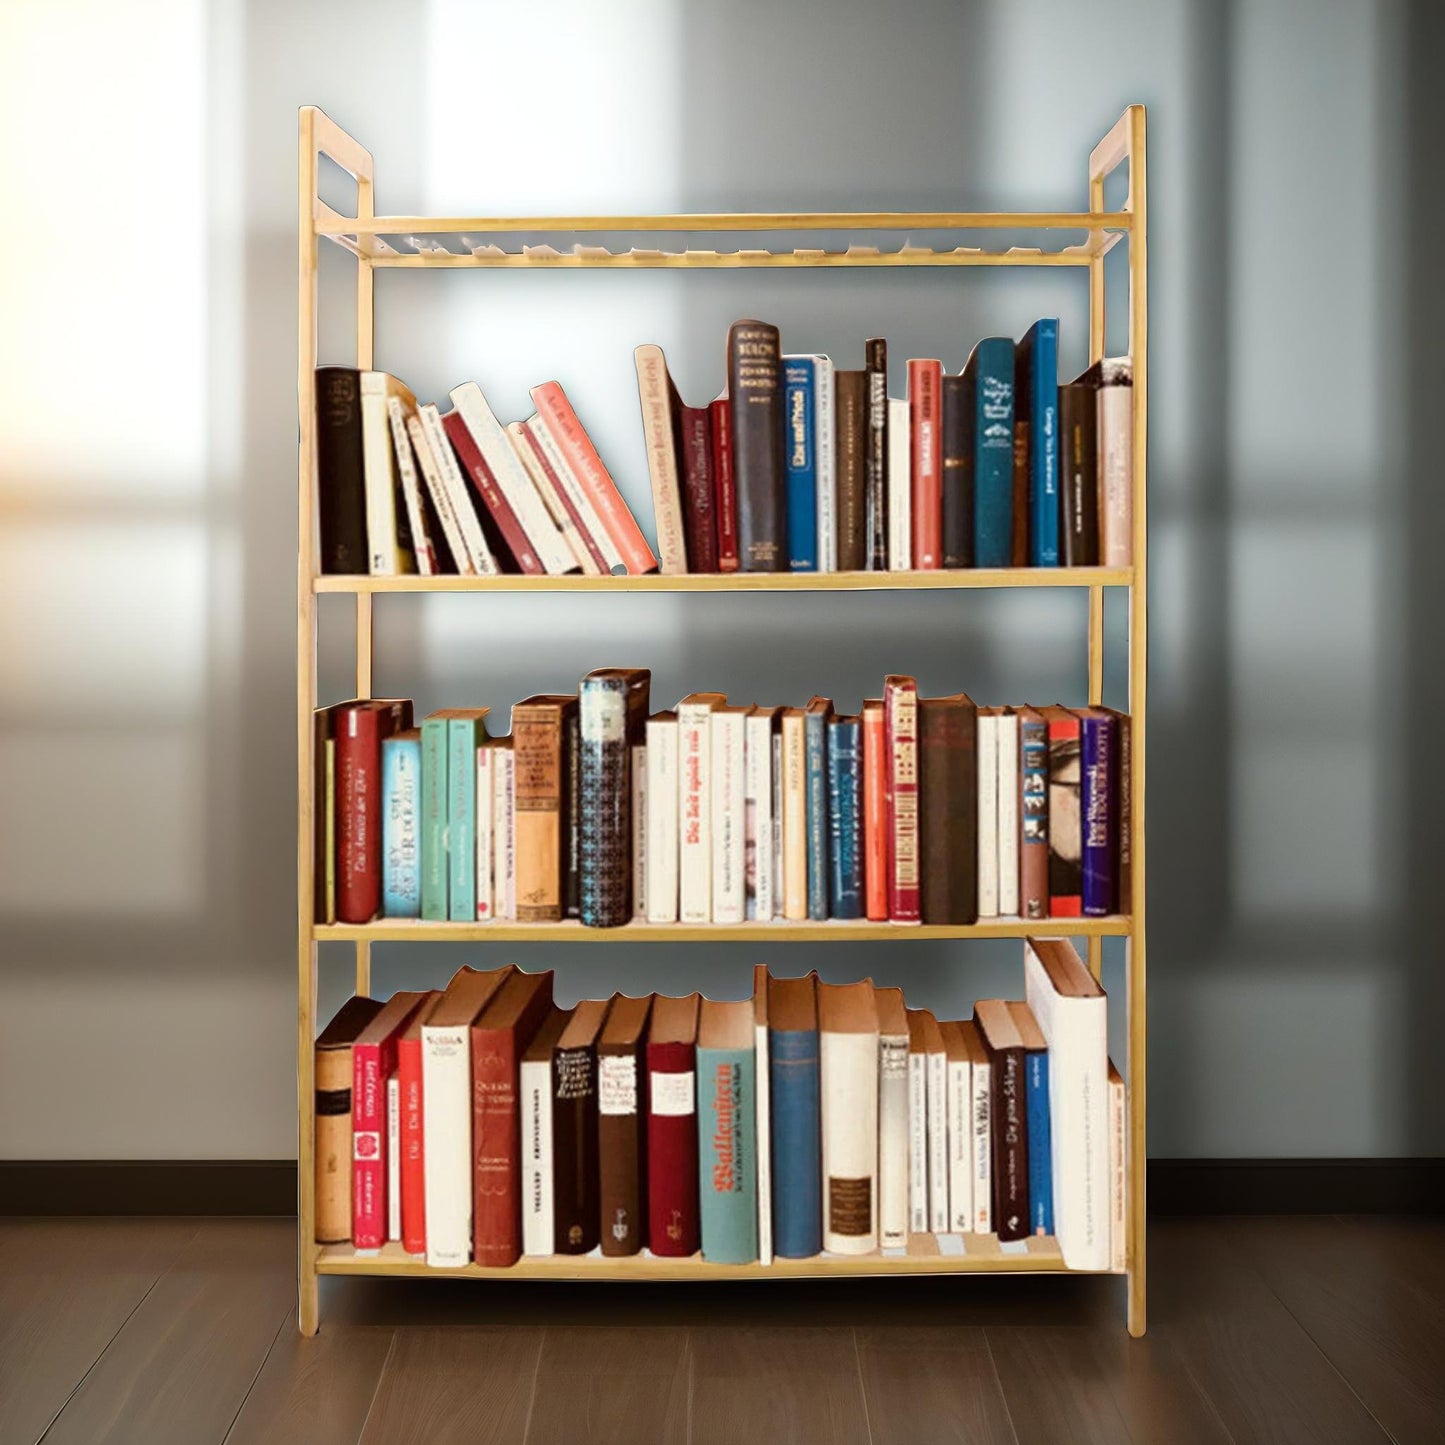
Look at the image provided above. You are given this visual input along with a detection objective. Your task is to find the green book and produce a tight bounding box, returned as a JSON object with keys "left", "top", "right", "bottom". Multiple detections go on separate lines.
{"left": 697, "top": 999, "right": 758, "bottom": 1264}
{"left": 446, "top": 709, "right": 490, "bottom": 922}
{"left": 420, "top": 714, "right": 450, "bottom": 920}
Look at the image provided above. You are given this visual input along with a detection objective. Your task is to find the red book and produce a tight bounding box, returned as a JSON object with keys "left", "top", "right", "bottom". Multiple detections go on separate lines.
{"left": 677, "top": 403, "right": 718, "bottom": 572}
{"left": 646, "top": 993, "right": 701, "bottom": 1257}
{"left": 862, "top": 698, "right": 888, "bottom": 921}
{"left": 1039, "top": 705, "right": 1083, "bottom": 917}
{"left": 519, "top": 418, "right": 609, "bottom": 574}
{"left": 441, "top": 409, "right": 543, "bottom": 574}
{"left": 884, "top": 675, "right": 921, "bottom": 922}
{"left": 336, "top": 698, "right": 412, "bottom": 925}
{"left": 909, "top": 359, "right": 943, "bottom": 569}
{"left": 471, "top": 969, "right": 555, "bottom": 1266}
{"left": 396, "top": 992, "right": 441, "bottom": 1254}
{"left": 710, "top": 395, "right": 739, "bottom": 572}
{"left": 530, "top": 380, "right": 659, "bottom": 575}
{"left": 351, "top": 991, "right": 430, "bottom": 1249}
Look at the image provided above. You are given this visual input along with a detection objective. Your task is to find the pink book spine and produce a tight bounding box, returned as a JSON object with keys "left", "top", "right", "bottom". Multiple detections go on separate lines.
{"left": 351, "top": 1038, "right": 392, "bottom": 1248}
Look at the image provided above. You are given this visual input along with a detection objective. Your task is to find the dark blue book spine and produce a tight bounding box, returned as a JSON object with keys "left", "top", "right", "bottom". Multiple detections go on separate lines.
{"left": 805, "top": 708, "right": 829, "bottom": 920}
{"left": 1024, "top": 1047, "right": 1053, "bottom": 1235}
{"left": 1080, "top": 711, "right": 1116, "bottom": 916}
{"left": 826, "top": 720, "right": 863, "bottom": 920}
{"left": 770, "top": 1028, "right": 821, "bottom": 1257}
{"left": 1022, "top": 319, "right": 1060, "bottom": 566}
{"left": 784, "top": 358, "right": 818, "bottom": 571}
{"left": 972, "top": 338, "right": 1015, "bottom": 566}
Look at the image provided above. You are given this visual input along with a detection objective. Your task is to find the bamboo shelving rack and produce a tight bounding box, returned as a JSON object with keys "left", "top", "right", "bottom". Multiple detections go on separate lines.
{"left": 296, "top": 104, "right": 1148, "bottom": 1336}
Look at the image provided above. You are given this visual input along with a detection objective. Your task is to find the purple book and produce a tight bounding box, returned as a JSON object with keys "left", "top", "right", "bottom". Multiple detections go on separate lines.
{"left": 1078, "top": 709, "right": 1117, "bottom": 916}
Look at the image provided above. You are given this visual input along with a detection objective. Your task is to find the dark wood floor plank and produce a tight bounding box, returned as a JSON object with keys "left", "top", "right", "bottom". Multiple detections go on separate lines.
{"left": 523, "top": 1327, "right": 687, "bottom": 1445}
{"left": 1227, "top": 1215, "right": 1445, "bottom": 1445}
{"left": 222, "top": 1308, "right": 395, "bottom": 1445}
{"left": 857, "top": 1325, "right": 1017, "bottom": 1445}
{"left": 689, "top": 1326, "right": 870, "bottom": 1445}
{"left": 0, "top": 1218, "right": 198, "bottom": 1445}
{"left": 357, "top": 1327, "right": 541, "bottom": 1445}
{"left": 39, "top": 1219, "right": 295, "bottom": 1445}
{"left": 1148, "top": 1218, "right": 1390, "bottom": 1445}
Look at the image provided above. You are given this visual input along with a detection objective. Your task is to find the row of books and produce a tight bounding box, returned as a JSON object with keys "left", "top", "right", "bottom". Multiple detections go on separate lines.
{"left": 315, "top": 941, "right": 1124, "bottom": 1270}
{"left": 314, "top": 672, "right": 1132, "bottom": 929}
{"left": 315, "top": 368, "right": 657, "bottom": 578}
{"left": 639, "top": 323, "right": 1133, "bottom": 575}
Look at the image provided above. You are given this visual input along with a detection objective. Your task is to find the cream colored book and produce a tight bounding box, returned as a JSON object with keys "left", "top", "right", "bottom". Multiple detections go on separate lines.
{"left": 962, "top": 1019, "right": 992, "bottom": 1233}
{"left": 493, "top": 746, "right": 516, "bottom": 921}
{"left": 645, "top": 712, "right": 679, "bottom": 923}
{"left": 360, "top": 371, "right": 418, "bottom": 576}
{"left": 1096, "top": 358, "right": 1133, "bottom": 567}
{"left": 528, "top": 414, "right": 624, "bottom": 575}
{"left": 386, "top": 392, "right": 437, "bottom": 576}
{"left": 887, "top": 397, "right": 911, "bottom": 571}
{"left": 405, "top": 410, "right": 471, "bottom": 574}
{"left": 811, "top": 355, "right": 836, "bottom": 573}
{"left": 506, "top": 419, "right": 602, "bottom": 576}
{"left": 780, "top": 708, "right": 807, "bottom": 921}
{"left": 918, "top": 1010, "right": 949, "bottom": 1233}
{"left": 818, "top": 979, "right": 878, "bottom": 1254}
{"left": 416, "top": 403, "right": 498, "bottom": 575}
{"left": 996, "top": 710, "right": 1020, "bottom": 917}
{"left": 1108, "top": 1059, "right": 1126, "bottom": 1272}
{"left": 677, "top": 694, "right": 724, "bottom": 923}
{"left": 906, "top": 1009, "right": 929, "bottom": 1234}
{"left": 710, "top": 706, "right": 748, "bottom": 923}
{"left": 875, "top": 986, "right": 910, "bottom": 1249}
{"left": 977, "top": 709, "right": 1000, "bottom": 918}
{"left": 474, "top": 742, "right": 496, "bottom": 923}
{"left": 753, "top": 964, "right": 773, "bottom": 1266}
{"left": 745, "top": 708, "right": 777, "bottom": 922}
{"left": 941, "top": 1020, "right": 973, "bottom": 1233}
{"left": 632, "top": 743, "right": 647, "bottom": 920}
{"left": 633, "top": 343, "right": 688, "bottom": 574}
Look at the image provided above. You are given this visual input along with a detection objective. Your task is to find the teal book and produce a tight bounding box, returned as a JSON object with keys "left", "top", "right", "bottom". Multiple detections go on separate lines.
{"left": 420, "top": 713, "right": 450, "bottom": 920}
{"left": 445, "top": 709, "right": 490, "bottom": 922}
{"left": 697, "top": 999, "right": 758, "bottom": 1263}
{"left": 381, "top": 729, "right": 422, "bottom": 917}
{"left": 804, "top": 696, "right": 832, "bottom": 921}
{"left": 965, "top": 337, "right": 1016, "bottom": 567}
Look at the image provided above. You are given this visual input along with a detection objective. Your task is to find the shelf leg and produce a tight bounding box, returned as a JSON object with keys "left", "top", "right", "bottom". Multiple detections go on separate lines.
{"left": 300, "top": 1250, "right": 320, "bottom": 1337}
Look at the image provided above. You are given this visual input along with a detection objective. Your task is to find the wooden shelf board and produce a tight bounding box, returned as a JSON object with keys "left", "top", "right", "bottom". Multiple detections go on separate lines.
{"left": 313, "top": 567, "right": 1133, "bottom": 595}
{"left": 314, "top": 917, "right": 1131, "bottom": 944}
{"left": 368, "top": 250, "right": 1101, "bottom": 270}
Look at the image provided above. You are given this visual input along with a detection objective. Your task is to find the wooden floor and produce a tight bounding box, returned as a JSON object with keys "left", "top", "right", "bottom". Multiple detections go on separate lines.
{"left": 2, "top": 1217, "right": 1441, "bottom": 1444}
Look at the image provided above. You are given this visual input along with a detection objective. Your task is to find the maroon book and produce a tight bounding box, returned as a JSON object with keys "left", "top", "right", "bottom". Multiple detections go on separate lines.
{"left": 646, "top": 993, "right": 701, "bottom": 1257}
{"left": 676, "top": 403, "right": 718, "bottom": 572}
{"left": 441, "top": 409, "right": 544, "bottom": 575}
{"left": 710, "top": 396, "right": 739, "bottom": 572}
{"left": 335, "top": 698, "right": 413, "bottom": 924}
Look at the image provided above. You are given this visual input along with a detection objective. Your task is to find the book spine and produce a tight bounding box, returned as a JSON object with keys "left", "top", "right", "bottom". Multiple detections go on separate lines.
{"left": 947, "top": 1054, "right": 971, "bottom": 1232}
{"left": 909, "top": 359, "right": 943, "bottom": 569}
{"left": 388, "top": 394, "right": 437, "bottom": 575}
{"left": 827, "top": 719, "right": 863, "bottom": 920}
{"left": 771, "top": 734, "right": 784, "bottom": 917}
{"left": 632, "top": 744, "right": 647, "bottom": 919}
{"left": 997, "top": 714, "right": 1020, "bottom": 918}
{"left": 784, "top": 358, "right": 818, "bottom": 571}
{"left": 973, "top": 341, "right": 1016, "bottom": 567}
{"left": 387, "top": 1074, "right": 402, "bottom": 1241}
{"left": 1019, "top": 717, "right": 1050, "bottom": 920}
{"left": 865, "top": 338, "right": 889, "bottom": 570}
{"left": 337, "top": 708, "right": 384, "bottom": 925}
{"left": 360, "top": 377, "right": 409, "bottom": 576}
{"left": 755, "top": 1007, "right": 772, "bottom": 1266}
{"left": 382, "top": 734, "right": 421, "bottom": 918}
{"left": 834, "top": 370, "right": 868, "bottom": 571}
{"left": 441, "top": 409, "right": 544, "bottom": 574}
{"left": 1098, "top": 368, "right": 1134, "bottom": 567}
{"left": 1059, "top": 381, "right": 1099, "bottom": 566}
{"left": 633, "top": 344, "right": 688, "bottom": 574}
{"left": 710, "top": 396, "right": 739, "bottom": 572}
{"left": 1011, "top": 414, "right": 1030, "bottom": 568}
{"left": 862, "top": 705, "right": 887, "bottom": 921}
{"left": 781, "top": 713, "right": 808, "bottom": 921}
{"left": 315, "top": 1042, "right": 353, "bottom": 1243}
{"left": 711, "top": 710, "right": 746, "bottom": 924}
{"left": 351, "top": 1039, "right": 388, "bottom": 1248}
{"left": 520, "top": 1052, "right": 554, "bottom": 1255}
{"left": 553, "top": 1042, "right": 600, "bottom": 1254}
{"left": 493, "top": 747, "right": 516, "bottom": 920}
{"left": 645, "top": 719, "right": 679, "bottom": 923}
{"left": 316, "top": 368, "right": 366, "bottom": 574}
{"left": 926, "top": 1047, "right": 948, "bottom": 1233}
{"left": 727, "top": 321, "right": 787, "bottom": 572}
{"left": 418, "top": 404, "right": 498, "bottom": 575}
{"left": 397, "top": 1035, "right": 426, "bottom": 1254}
{"left": 907, "top": 1048, "right": 928, "bottom": 1234}
{"left": 447, "top": 718, "right": 482, "bottom": 922}
{"left": 919, "top": 697, "right": 980, "bottom": 927}
{"left": 1047, "top": 715, "right": 1083, "bottom": 916}
{"left": 971, "top": 1059, "right": 992, "bottom": 1234}
{"left": 804, "top": 708, "right": 830, "bottom": 921}
{"left": 698, "top": 1046, "right": 758, "bottom": 1263}
{"left": 513, "top": 705, "right": 565, "bottom": 923}
{"left": 1109, "top": 1065, "right": 1127, "bottom": 1272}
{"left": 677, "top": 704, "right": 713, "bottom": 923}
{"left": 565, "top": 709, "right": 582, "bottom": 920}
{"left": 941, "top": 372, "right": 973, "bottom": 568}
{"left": 599, "top": 1042, "right": 644, "bottom": 1256}
{"left": 513, "top": 418, "right": 607, "bottom": 575}
{"left": 771, "top": 1029, "right": 822, "bottom": 1258}
{"left": 745, "top": 714, "right": 774, "bottom": 921}
{"left": 1027, "top": 320, "right": 1060, "bottom": 567}
{"left": 474, "top": 748, "right": 494, "bottom": 921}
{"left": 1081, "top": 713, "right": 1116, "bottom": 916}
{"left": 472, "top": 1028, "right": 524, "bottom": 1267}
{"left": 404, "top": 411, "right": 468, "bottom": 575}
{"left": 977, "top": 714, "right": 999, "bottom": 918}
{"left": 884, "top": 679, "right": 920, "bottom": 922}
{"left": 820, "top": 1029, "right": 878, "bottom": 1253}
{"left": 878, "top": 1035, "right": 910, "bottom": 1248}
{"left": 887, "top": 397, "right": 911, "bottom": 570}
{"left": 647, "top": 1039, "right": 700, "bottom": 1256}
{"left": 421, "top": 1024, "right": 472, "bottom": 1267}
{"left": 324, "top": 740, "right": 336, "bottom": 923}
{"left": 678, "top": 404, "right": 719, "bottom": 573}
{"left": 420, "top": 718, "right": 448, "bottom": 919}
{"left": 529, "top": 414, "right": 624, "bottom": 575}
{"left": 580, "top": 678, "right": 631, "bottom": 928}
{"left": 992, "top": 1045, "right": 1029, "bottom": 1242}
{"left": 1025, "top": 1048, "right": 1054, "bottom": 1235}
{"left": 813, "top": 357, "right": 836, "bottom": 573}
{"left": 1114, "top": 709, "right": 1133, "bottom": 910}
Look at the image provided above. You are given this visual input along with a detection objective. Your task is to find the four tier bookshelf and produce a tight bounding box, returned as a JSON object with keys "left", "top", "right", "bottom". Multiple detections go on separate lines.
{"left": 297, "top": 105, "right": 1148, "bottom": 1335}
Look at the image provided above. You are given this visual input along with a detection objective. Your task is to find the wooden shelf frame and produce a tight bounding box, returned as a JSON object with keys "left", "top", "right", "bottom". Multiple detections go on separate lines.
{"left": 297, "top": 104, "right": 1148, "bottom": 1335}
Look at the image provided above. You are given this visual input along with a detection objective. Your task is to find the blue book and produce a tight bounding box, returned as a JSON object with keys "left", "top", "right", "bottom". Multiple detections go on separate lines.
{"left": 804, "top": 697, "right": 832, "bottom": 919}
{"left": 768, "top": 975, "right": 821, "bottom": 1258}
{"left": 1015, "top": 1006, "right": 1054, "bottom": 1236}
{"left": 697, "top": 1000, "right": 758, "bottom": 1263}
{"left": 446, "top": 710, "right": 489, "bottom": 922}
{"left": 1079, "top": 709, "right": 1117, "bottom": 916}
{"left": 1018, "top": 319, "right": 1060, "bottom": 566}
{"left": 381, "top": 730, "right": 422, "bottom": 917}
{"left": 966, "top": 337, "right": 1015, "bottom": 566}
{"left": 419, "top": 714, "right": 449, "bottom": 920}
{"left": 784, "top": 357, "right": 818, "bottom": 571}
{"left": 826, "top": 716, "right": 863, "bottom": 920}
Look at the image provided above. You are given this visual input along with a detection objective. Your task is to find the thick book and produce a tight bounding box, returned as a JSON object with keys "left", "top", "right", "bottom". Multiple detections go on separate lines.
{"left": 810, "top": 357, "right": 837, "bottom": 572}
{"left": 974, "top": 997, "right": 1029, "bottom": 1242}
{"left": 977, "top": 708, "right": 1000, "bottom": 919}
{"left": 647, "top": 993, "right": 702, "bottom": 1257}
{"left": 997, "top": 709, "right": 1021, "bottom": 918}
{"left": 507, "top": 419, "right": 603, "bottom": 575}
{"left": 678, "top": 693, "right": 725, "bottom": 923}
{"left": 598, "top": 994, "right": 652, "bottom": 1256}
{"left": 644, "top": 711, "right": 679, "bottom": 923}
{"left": 745, "top": 708, "right": 778, "bottom": 921}
{"left": 1087, "top": 357, "right": 1133, "bottom": 567}
{"left": 906, "top": 1008, "right": 930, "bottom": 1235}
{"left": 633, "top": 343, "right": 689, "bottom": 574}
{"left": 752, "top": 965, "right": 773, "bottom": 1264}
{"left": 710, "top": 394, "right": 740, "bottom": 572}
{"left": 1017, "top": 707, "right": 1051, "bottom": 920}
{"left": 443, "top": 709, "right": 490, "bottom": 923}
{"left": 819, "top": 979, "right": 879, "bottom": 1253}
{"left": 834, "top": 368, "right": 868, "bottom": 571}
{"left": 521, "top": 1005, "right": 572, "bottom": 1256}
{"left": 826, "top": 714, "right": 863, "bottom": 920}
{"left": 960, "top": 1018, "right": 992, "bottom": 1233}
{"left": 865, "top": 338, "right": 889, "bottom": 570}
{"left": 697, "top": 999, "right": 758, "bottom": 1264}
{"left": 768, "top": 973, "right": 821, "bottom": 1259}
{"left": 1009, "top": 1000, "right": 1054, "bottom": 1236}
{"left": 441, "top": 407, "right": 544, "bottom": 576}
{"left": 677, "top": 399, "right": 718, "bottom": 573}
{"left": 783, "top": 356, "right": 819, "bottom": 571}
{"left": 711, "top": 705, "right": 748, "bottom": 924}
{"left": 908, "top": 359, "right": 943, "bottom": 569}
{"left": 862, "top": 699, "right": 888, "bottom": 922}
{"left": 874, "top": 985, "right": 909, "bottom": 1248}
{"left": 316, "top": 367, "right": 366, "bottom": 574}
{"left": 804, "top": 696, "right": 832, "bottom": 920}
{"left": 526, "top": 413, "right": 622, "bottom": 575}
{"left": 1016, "top": 320, "right": 1060, "bottom": 566}
{"left": 964, "top": 338, "right": 1016, "bottom": 567}
{"left": 883, "top": 677, "right": 921, "bottom": 922}
{"left": 941, "top": 1020, "right": 973, "bottom": 1233}
{"left": 352, "top": 991, "right": 430, "bottom": 1249}
{"left": 336, "top": 700, "right": 412, "bottom": 925}
{"left": 780, "top": 707, "right": 808, "bottom": 921}
{"left": 1077, "top": 707, "right": 1118, "bottom": 917}
{"left": 511, "top": 694, "right": 577, "bottom": 923}
{"left": 1039, "top": 705, "right": 1082, "bottom": 916}
{"left": 472, "top": 969, "right": 556, "bottom": 1266}
{"left": 382, "top": 729, "right": 422, "bottom": 918}
{"left": 419, "top": 712, "right": 449, "bottom": 920}
{"left": 917, "top": 1009, "right": 949, "bottom": 1233}
{"left": 941, "top": 371, "right": 973, "bottom": 568}
{"left": 396, "top": 992, "right": 441, "bottom": 1255}
{"left": 360, "top": 372, "right": 418, "bottom": 576}
{"left": 421, "top": 965, "right": 516, "bottom": 1266}
{"left": 918, "top": 692, "right": 979, "bottom": 925}
{"left": 553, "top": 997, "right": 610, "bottom": 1254}
{"left": 579, "top": 668, "right": 652, "bottom": 927}
{"left": 314, "top": 995, "right": 384, "bottom": 1243}
{"left": 1108, "top": 1059, "right": 1127, "bottom": 1272}
{"left": 727, "top": 320, "right": 788, "bottom": 572}
{"left": 1059, "top": 376, "right": 1099, "bottom": 566}
{"left": 1025, "top": 937, "right": 1109, "bottom": 1269}
{"left": 887, "top": 397, "right": 911, "bottom": 570}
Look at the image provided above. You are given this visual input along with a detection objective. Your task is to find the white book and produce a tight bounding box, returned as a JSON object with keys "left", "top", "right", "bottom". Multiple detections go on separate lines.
{"left": 1024, "top": 938, "right": 1110, "bottom": 1270}
{"left": 1108, "top": 1060, "right": 1127, "bottom": 1272}
{"left": 875, "top": 989, "right": 910, "bottom": 1249}
{"left": 1097, "top": 358, "right": 1134, "bottom": 568}
{"left": 360, "top": 372, "right": 417, "bottom": 577}
{"left": 677, "top": 694, "right": 723, "bottom": 923}
{"left": 819, "top": 982, "right": 879, "bottom": 1254}
{"left": 780, "top": 710, "right": 807, "bottom": 921}
{"left": 506, "top": 419, "right": 601, "bottom": 576}
{"left": 493, "top": 748, "right": 516, "bottom": 920}
{"left": 996, "top": 710, "right": 1020, "bottom": 917}
{"left": 887, "top": 397, "right": 911, "bottom": 571}
{"left": 632, "top": 744, "right": 647, "bottom": 919}
{"left": 907, "top": 1023, "right": 929, "bottom": 1235}
{"left": 417, "top": 403, "right": 499, "bottom": 575}
{"left": 943, "top": 1027, "right": 972, "bottom": 1233}
{"left": 450, "top": 382, "right": 574, "bottom": 574}
{"left": 520, "top": 1029, "right": 558, "bottom": 1256}
{"left": 977, "top": 711, "right": 1000, "bottom": 917}
{"left": 528, "top": 413, "right": 624, "bottom": 575}
{"left": 386, "top": 393, "right": 436, "bottom": 576}
{"left": 475, "top": 746, "right": 495, "bottom": 922}
{"left": 811, "top": 355, "right": 837, "bottom": 572}
{"left": 645, "top": 714, "right": 679, "bottom": 923}
{"left": 711, "top": 707, "right": 747, "bottom": 923}
{"left": 386, "top": 1073, "right": 402, "bottom": 1241}
{"left": 405, "top": 410, "right": 473, "bottom": 575}
{"left": 753, "top": 965, "right": 772, "bottom": 1266}
{"left": 971, "top": 1039, "right": 992, "bottom": 1234}
{"left": 925, "top": 1024, "right": 949, "bottom": 1234}
{"left": 421, "top": 1020, "right": 474, "bottom": 1267}
{"left": 745, "top": 709, "right": 776, "bottom": 921}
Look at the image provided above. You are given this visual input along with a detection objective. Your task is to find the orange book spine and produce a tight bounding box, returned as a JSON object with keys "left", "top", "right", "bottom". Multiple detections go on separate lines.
{"left": 862, "top": 701, "right": 887, "bottom": 920}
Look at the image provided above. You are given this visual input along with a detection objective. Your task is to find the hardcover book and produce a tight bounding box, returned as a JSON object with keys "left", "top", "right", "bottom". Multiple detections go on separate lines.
{"left": 360, "top": 371, "right": 418, "bottom": 576}
{"left": 444, "top": 709, "right": 490, "bottom": 922}
{"left": 1077, "top": 708, "right": 1118, "bottom": 916}
{"left": 804, "top": 697, "right": 833, "bottom": 921}
{"left": 697, "top": 999, "right": 758, "bottom": 1264}
{"left": 579, "top": 669, "right": 652, "bottom": 927}
{"left": 810, "top": 356, "right": 837, "bottom": 573}
{"left": 316, "top": 367, "right": 367, "bottom": 574}
{"left": 677, "top": 402, "right": 718, "bottom": 574}
{"left": 975, "top": 997, "right": 1029, "bottom": 1242}
{"left": 391, "top": 400, "right": 453, "bottom": 575}
{"left": 527, "top": 412, "right": 624, "bottom": 575}
{"left": 834, "top": 368, "right": 868, "bottom": 571}
{"left": 997, "top": 709, "right": 1021, "bottom": 918}
{"left": 783, "top": 356, "right": 819, "bottom": 571}
{"left": 917, "top": 1009, "right": 949, "bottom": 1233}
{"left": 780, "top": 707, "right": 808, "bottom": 921}
{"left": 727, "top": 320, "right": 788, "bottom": 572}
{"left": 768, "top": 973, "right": 821, "bottom": 1258}
{"left": 1038, "top": 705, "right": 1083, "bottom": 916}
{"left": 959, "top": 1018, "right": 992, "bottom": 1233}
{"left": 336, "top": 699, "right": 413, "bottom": 925}
{"left": 875, "top": 985, "right": 910, "bottom": 1248}
{"left": 493, "top": 743, "right": 516, "bottom": 920}
{"left": 826, "top": 713, "right": 863, "bottom": 920}
{"left": 507, "top": 418, "right": 603, "bottom": 575}
{"left": 977, "top": 708, "right": 1000, "bottom": 919}
{"left": 1016, "top": 320, "right": 1060, "bottom": 567}
{"left": 647, "top": 993, "right": 702, "bottom": 1257}
{"left": 861, "top": 699, "right": 888, "bottom": 921}
{"left": 908, "top": 359, "right": 943, "bottom": 569}
{"left": 1059, "top": 374, "right": 1099, "bottom": 566}
{"left": 906, "top": 1008, "right": 930, "bottom": 1234}
{"left": 940, "top": 1019, "right": 973, "bottom": 1233}
{"left": 918, "top": 692, "right": 979, "bottom": 925}
{"left": 315, "top": 995, "right": 384, "bottom": 1243}
{"left": 633, "top": 343, "right": 689, "bottom": 574}
{"left": 887, "top": 397, "right": 911, "bottom": 570}
{"left": 553, "top": 997, "right": 611, "bottom": 1254}
{"left": 475, "top": 741, "right": 497, "bottom": 921}
{"left": 883, "top": 676, "right": 920, "bottom": 923}
{"left": 818, "top": 979, "right": 879, "bottom": 1253}
{"left": 964, "top": 338, "right": 1016, "bottom": 567}
{"left": 678, "top": 693, "right": 725, "bottom": 923}
{"left": 865, "top": 338, "right": 889, "bottom": 570}
{"left": 745, "top": 708, "right": 778, "bottom": 921}
{"left": 396, "top": 993, "right": 441, "bottom": 1254}
{"left": 711, "top": 704, "right": 748, "bottom": 924}
{"left": 752, "top": 965, "right": 773, "bottom": 1264}
{"left": 710, "top": 394, "right": 740, "bottom": 572}
{"left": 1087, "top": 357, "right": 1134, "bottom": 567}
{"left": 521, "top": 1005, "right": 572, "bottom": 1256}
{"left": 419, "top": 712, "right": 449, "bottom": 920}
{"left": 511, "top": 694, "right": 577, "bottom": 922}
{"left": 441, "top": 407, "right": 545, "bottom": 575}
{"left": 941, "top": 371, "right": 974, "bottom": 568}
{"left": 1009, "top": 1000, "right": 1054, "bottom": 1236}
{"left": 1017, "top": 707, "right": 1051, "bottom": 920}
{"left": 413, "top": 402, "right": 499, "bottom": 575}
{"left": 598, "top": 994, "right": 653, "bottom": 1256}
{"left": 381, "top": 729, "right": 422, "bottom": 918}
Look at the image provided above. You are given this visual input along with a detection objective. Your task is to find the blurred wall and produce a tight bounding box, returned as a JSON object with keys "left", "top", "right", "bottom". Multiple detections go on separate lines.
{"left": 1, "top": 0, "right": 1435, "bottom": 1160}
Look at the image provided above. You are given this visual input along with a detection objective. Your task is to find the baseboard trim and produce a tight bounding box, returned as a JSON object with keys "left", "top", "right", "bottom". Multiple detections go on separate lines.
{"left": 3, "top": 1157, "right": 1441, "bottom": 1218}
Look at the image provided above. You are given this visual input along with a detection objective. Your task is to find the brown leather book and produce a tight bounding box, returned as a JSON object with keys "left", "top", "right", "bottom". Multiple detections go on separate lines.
{"left": 511, "top": 694, "right": 578, "bottom": 922}
{"left": 1010, "top": 416, "right": 1030, "bottom": 567}
{"left": 314, "top": 995, "right": 384, "bottom": 1243}
{"left": 834, "top": 369, "right": 868, "bottom": 571}
{"left": 552, "top": 997, "right": 613, "bottom": 1254}
{"left": 918, "top": 693, "right": 979, "bottom": 924}
{"left": 728, "top": 319, "right": 788, "bottom": 572}
{"left": 598, "top": 994, "right": 653, "bottom": 1255}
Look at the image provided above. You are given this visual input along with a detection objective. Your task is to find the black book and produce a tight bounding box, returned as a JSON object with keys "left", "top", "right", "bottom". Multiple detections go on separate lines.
{"left": 553, "top": 998, "right": 611, "bottom": 1254}
{"left": 865, "top": 338, "right": 889, "bottom": 570}
{"left": 941, "top": 373, "right": 974, "bottom": 568}
{"left": 918, "top": 692, "right": 979, "bottom": 923}
{"left": 1059, "top": 377, "right": 1100, "bottom": 566}
{"left": 315, "top": 367, "right": 367, "bottom": 574}
{"left": 728, "top": 320, "right": 788, "bottom": 571}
